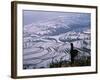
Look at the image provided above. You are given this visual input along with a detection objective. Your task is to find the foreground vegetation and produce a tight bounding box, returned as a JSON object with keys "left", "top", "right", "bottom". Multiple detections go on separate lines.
{"left": 49, "top": 56, "right": 91, "bottom": 68}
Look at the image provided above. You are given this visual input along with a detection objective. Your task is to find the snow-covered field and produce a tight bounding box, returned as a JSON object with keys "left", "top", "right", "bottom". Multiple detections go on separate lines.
{"left": 23, "top": 13, "right": 91, "bottom": 69}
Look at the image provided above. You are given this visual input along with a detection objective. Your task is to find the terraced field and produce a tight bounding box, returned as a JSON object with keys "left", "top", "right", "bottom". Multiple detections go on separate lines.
{"left": 23, "top": 32, "right": 91, "bottom": 69}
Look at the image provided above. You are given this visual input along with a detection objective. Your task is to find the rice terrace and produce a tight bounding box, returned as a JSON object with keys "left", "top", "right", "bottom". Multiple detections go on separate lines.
{"left": 23, "top": 10, "right": 91, "bottom": 69}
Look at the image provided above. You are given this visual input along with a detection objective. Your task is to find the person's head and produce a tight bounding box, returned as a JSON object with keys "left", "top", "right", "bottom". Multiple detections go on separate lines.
{"left": 70, "top": 43, "right": 73, "bottom": 46}
{"left": 70, "top": 43, "right": 73, "bottom": 50}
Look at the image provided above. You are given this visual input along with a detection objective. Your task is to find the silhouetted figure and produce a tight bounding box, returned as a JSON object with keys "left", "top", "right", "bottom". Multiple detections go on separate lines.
{"left": 70, "top": 43, "right": 78, "bottom": 64}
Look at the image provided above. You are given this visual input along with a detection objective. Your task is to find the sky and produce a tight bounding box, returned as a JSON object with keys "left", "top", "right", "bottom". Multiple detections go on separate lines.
{"left": 23, "top": 10, "right": 91, "bottom": 26}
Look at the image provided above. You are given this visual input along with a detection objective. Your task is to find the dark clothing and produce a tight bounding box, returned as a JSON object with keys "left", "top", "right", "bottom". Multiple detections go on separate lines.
{"left": 70, "top": 43, "right": 78, "bottom": 63}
